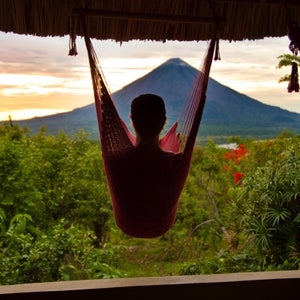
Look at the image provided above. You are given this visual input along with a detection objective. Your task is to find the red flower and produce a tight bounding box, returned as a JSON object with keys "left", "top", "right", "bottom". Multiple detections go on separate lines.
{"left": 233, "top": 172, "right": 245, "bottom": 184}
{"left": 224, "top": 144, "right": 248, "bottom": 165}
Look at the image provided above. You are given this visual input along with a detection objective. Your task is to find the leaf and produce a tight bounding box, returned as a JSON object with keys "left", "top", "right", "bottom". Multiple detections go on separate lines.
{"left": 266, "top": 207, "right": 290, "bottom": 226}
{"left": 277, "top": 54, "right": 300, "bottom": 68}
{"left": 293, "top": 214, "right": 300, "bottom": 224}
{"left": 278, "top": 74, "right": 291, "bottom": 83}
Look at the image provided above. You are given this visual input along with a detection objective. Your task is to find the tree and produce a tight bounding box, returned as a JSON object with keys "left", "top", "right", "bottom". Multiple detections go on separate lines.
{"left": 0, "top": 123, "right": 123, "bottom": 284}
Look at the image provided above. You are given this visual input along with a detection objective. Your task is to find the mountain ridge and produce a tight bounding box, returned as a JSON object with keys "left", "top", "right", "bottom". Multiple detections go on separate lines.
{"left": 5, "top": 58, "right": 300, "bottom": 143}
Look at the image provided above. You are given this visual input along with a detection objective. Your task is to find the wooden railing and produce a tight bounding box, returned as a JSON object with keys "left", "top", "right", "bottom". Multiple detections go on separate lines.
{"left": 0, "top": 270, "right": 299, "bottom": 300}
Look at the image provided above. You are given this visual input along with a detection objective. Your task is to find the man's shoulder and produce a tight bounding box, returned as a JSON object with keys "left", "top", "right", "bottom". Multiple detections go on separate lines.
{"left": 109, "top": 147, "right": 183, "bottom": 166}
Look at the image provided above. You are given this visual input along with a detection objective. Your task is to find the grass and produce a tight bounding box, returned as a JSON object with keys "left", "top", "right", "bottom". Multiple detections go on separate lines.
{"left": 116, "top": 238, "right": 185, "bottom": 277}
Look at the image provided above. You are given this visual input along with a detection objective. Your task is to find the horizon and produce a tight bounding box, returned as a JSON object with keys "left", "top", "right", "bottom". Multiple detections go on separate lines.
{"left": 1, "top": 32, "right": 300, "bottom": 121}
{"left": 3, "top": 57, "right": 300, "bottom": 123}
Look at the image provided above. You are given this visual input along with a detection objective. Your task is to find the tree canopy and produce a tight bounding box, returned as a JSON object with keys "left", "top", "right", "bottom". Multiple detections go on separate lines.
{"left": 0, "top": 122, "right": 299, "bottom": 284}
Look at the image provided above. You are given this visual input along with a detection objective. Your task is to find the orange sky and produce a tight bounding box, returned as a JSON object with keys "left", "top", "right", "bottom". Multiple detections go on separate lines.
{"left": 1, "top": 32, "right": 300, "bottom": 121}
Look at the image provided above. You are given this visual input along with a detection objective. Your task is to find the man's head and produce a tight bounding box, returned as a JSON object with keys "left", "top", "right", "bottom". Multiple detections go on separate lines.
{"left": 131, "top": 94, "right": 166, "bottom": 138}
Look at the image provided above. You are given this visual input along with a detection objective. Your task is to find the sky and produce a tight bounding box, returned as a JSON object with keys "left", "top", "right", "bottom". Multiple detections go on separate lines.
{"left": 1, "top": 31, "right": 300, "bottom": 121}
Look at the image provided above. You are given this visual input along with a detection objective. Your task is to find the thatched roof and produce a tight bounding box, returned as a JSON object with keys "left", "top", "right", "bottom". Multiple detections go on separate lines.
{"left": 1, "top": 0, "right": 300, "bottom": 42}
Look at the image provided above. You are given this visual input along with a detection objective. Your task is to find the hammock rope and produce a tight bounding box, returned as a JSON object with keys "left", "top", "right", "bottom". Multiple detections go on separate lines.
{"left": 177, "top": 37, "right": 217, "bottom": 152}
{"left": 82, "top": 15, "right": 134, "bottom": 156}
{"left": 81, "top": 14, "right": 218, "bottom": 237}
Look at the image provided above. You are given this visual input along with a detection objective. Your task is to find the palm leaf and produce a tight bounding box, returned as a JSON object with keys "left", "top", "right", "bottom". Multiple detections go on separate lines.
{"left": 278, "top": 74, "right": 291, "bottom": 83}
{"left": 277, "top": 54, "right": 300, "bottom": 68}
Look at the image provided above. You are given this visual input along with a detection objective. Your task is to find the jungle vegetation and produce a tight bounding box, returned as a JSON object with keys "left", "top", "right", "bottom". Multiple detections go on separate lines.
{"left": 0, "top": 122, "right": 299, "bottom": 284}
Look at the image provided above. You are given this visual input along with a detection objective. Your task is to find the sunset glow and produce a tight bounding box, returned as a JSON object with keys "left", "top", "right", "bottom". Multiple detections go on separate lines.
{"left": 1, "top": 32, "right": 300, "bottom": 121}
{"left": 0, "top": 109, "right": 70, "bottom": 122}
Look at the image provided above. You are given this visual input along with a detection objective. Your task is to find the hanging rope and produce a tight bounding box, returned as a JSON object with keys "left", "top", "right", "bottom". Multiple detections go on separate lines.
{"left": 176, "top": 26, "right": 220, "bottom": 152}
{"left": 214, "top": 38, "right": 221, "bottom": 60}
{"left": 68, "top": 12, "right": 78, "bottom": 56}
{"left": 68, "top": 31, "right": 78, "bottom": 56}
{"left": 285, "top": 0, "right": 300, "bottom": 93}
{"left": 288, "top": 62, "right": 299, "bottom": 92}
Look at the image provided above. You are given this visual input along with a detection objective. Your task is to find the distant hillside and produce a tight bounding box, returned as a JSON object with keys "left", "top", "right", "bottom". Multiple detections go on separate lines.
{"left": 7, "top": 58, "right": 300, "bottom": 143}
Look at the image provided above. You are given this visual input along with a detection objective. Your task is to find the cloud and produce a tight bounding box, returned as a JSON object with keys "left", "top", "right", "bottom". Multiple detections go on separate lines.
{"left": 1, "top": 31, "right": 300, "bottom": 122}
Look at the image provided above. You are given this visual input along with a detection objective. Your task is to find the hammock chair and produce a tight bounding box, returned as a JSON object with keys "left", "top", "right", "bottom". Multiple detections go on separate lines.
{"left": 81, "top": 16, "right": 219, "bottom": 238}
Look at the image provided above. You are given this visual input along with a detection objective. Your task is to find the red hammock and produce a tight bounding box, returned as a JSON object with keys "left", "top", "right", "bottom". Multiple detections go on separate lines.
{"left": 82, "top": 19, "right": 218, "bottom": 238}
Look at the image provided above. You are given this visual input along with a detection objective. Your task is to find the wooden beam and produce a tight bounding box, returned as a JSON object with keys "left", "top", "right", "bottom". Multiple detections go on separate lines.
{"left": 73, "top": 8, "right": 226, "bottom": 25}
{"left": 0, "top": 271, "right": 299, "bottom": 300}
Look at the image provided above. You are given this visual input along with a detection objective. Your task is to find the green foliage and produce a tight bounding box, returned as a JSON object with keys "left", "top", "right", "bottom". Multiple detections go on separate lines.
{"left": 0, "top": 123, "right": 120, "bottom": 284}
{"left": 277, "top": 54, "right": 300, "bottom": 68}
{"left": 0, "top": 122, "right": 299, "bottom": 283}
{"left": 180, "top": 252, "right": 261, "bottom": 275}
{"left": 0, "top": 124, "right": 112, "bottom": 243}
{"left": 0, "top": 218, "right": 126, "bottom": 284}
{"left": 229, "top": 136, "right": 300, "bottom": 267}
{"left": 277, "top": 54, "right": 300, "bottom": 82}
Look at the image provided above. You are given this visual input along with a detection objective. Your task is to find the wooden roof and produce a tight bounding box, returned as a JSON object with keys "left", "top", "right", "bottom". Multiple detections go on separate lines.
{"left": 1, "top": 0, "right": 300, "bottom": 42}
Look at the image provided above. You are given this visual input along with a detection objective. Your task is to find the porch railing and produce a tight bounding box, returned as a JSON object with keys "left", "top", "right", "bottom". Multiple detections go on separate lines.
{"left": 0, "top": 270, "right": 299, "bottom": 300}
